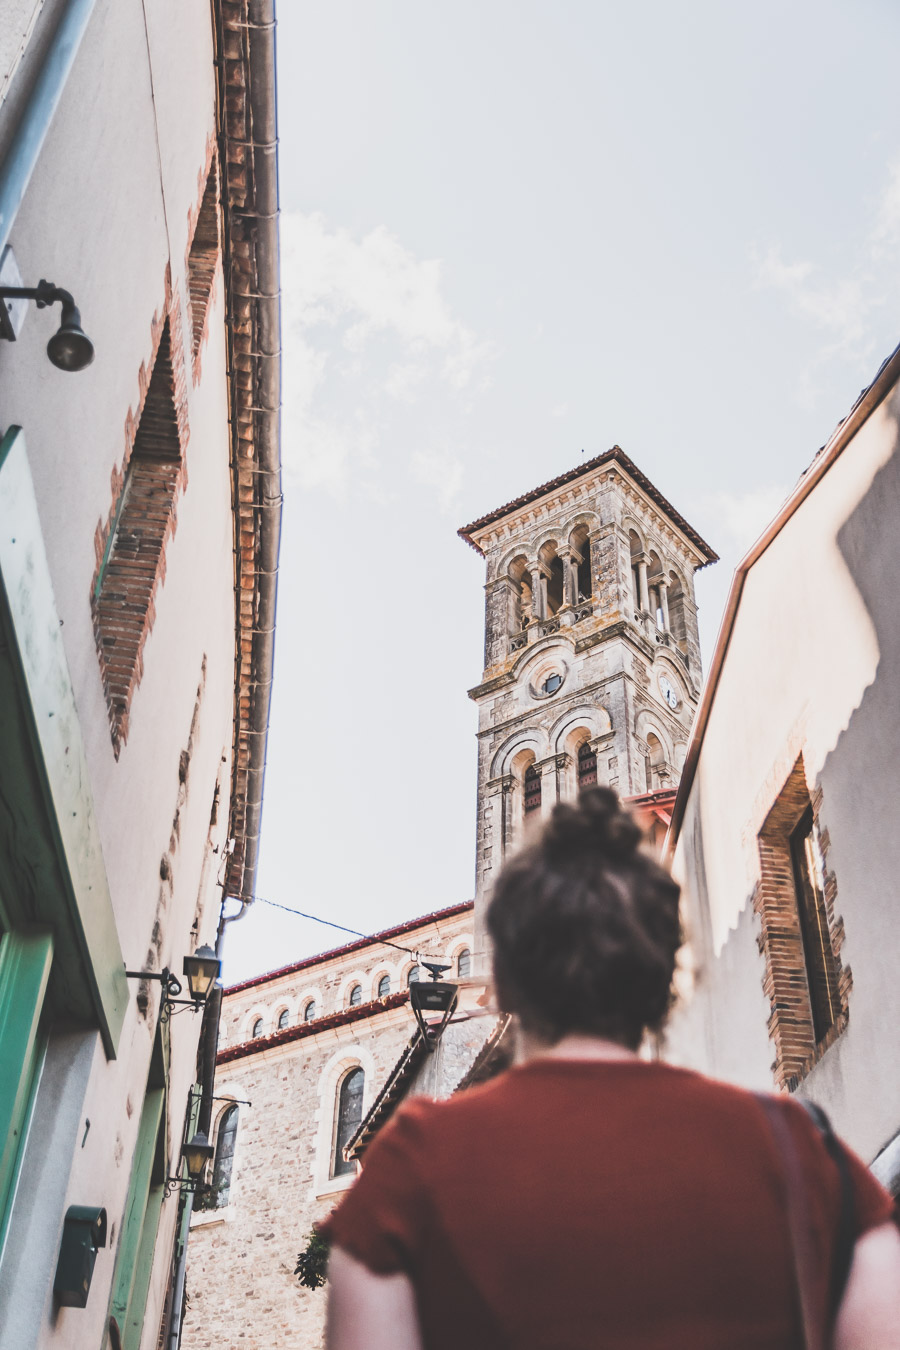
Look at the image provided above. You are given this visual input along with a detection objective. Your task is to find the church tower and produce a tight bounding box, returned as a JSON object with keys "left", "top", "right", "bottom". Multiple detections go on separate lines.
{"left": 458, "top": 446, "right": 717, "bottom": 948}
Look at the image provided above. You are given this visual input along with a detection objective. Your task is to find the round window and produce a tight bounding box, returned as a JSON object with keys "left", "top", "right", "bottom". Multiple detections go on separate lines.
{"left": 543, "top": 673, "right": 563, "bottom": 695}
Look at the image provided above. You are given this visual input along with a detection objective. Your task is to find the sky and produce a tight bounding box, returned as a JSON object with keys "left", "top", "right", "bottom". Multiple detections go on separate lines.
{"left": 222, "top": 0, "right": 900, "bottom": 982}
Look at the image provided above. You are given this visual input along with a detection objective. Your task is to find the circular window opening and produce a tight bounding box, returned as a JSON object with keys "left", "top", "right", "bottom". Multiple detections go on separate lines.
{"left": 543, "top": 673, "right": 563, "bottom": 695}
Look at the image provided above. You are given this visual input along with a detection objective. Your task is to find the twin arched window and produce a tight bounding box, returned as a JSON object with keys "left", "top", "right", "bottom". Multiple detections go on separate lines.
{"left": 457, "top": 948, "right": 471, "bottom": 978}
{"left": 333, "top": 1067, "right": 365, "bottom": 1178}
{"left": 377, "top": 974, "right": 391, "bottom": 998}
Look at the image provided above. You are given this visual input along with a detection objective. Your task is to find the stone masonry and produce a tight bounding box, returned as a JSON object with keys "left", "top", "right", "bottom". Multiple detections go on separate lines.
{"left": 458, "top": 446, "right": 717, "bottom": 957}
{"left": 182, "top": 903, "right": 474, "bottom": 1350}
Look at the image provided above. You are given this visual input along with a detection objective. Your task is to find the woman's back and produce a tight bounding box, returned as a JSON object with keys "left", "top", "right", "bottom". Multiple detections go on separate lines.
{"left": 323, "top": 1057, "right": 893, "bottom": 1350}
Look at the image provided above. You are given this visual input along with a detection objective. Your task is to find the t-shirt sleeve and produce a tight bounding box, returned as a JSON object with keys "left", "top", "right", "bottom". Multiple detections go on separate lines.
{"left": 317, "top": 1102, "right": 430, "bottom": 1275}
{"left": 783, "top": 1099, "right": 897, "bottom": 1238}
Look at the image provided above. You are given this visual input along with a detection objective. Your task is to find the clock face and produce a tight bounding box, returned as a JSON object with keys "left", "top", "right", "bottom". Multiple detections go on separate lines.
{"left": 659, "top": 674, "right": 679, "bottom": 710}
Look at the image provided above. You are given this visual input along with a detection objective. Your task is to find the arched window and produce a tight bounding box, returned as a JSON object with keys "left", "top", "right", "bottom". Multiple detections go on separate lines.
{"left": 570, "top": 523, "right": 592, "bottom": 601}
{"left": 645, "top": 733, "right": 666, "bottom": 791}
{"left": 629, "top": 531, "right": 643, "bottom": 611}
{"left": 251, "top": 1017, "right": 263, "bottom": 1038}
{"left": 303, "top": 999, "right": 316, "bottom": 1022}
{"left": 457, "top": 948, "right": 471, "bottom": 978}
{"left": 210, "top": 1104, "right": 238, "bottom": 1208}
{"left": 377, "top": 974, "right": 391, "bottom": 998}
{"left": 277, "top": 1008, "right": 290, "bottom": 1030}
{"left": 407, "top": 965, "right": 421, "bottom": 985}
{"left": 577, "top": 741, "right": 597, "bottom": 791}
{"left": 348, "top": 984, "right": 362, "bottom": 1008}
{"left": 333, "top": 1067, "right": 365, "bottom": 1178}
{"left": 524, "top": 763, "right": 542, "bottom": 815}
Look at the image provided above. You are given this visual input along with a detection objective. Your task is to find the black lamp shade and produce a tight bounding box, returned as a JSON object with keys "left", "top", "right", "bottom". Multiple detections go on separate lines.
{"left": 183, "top": 945, "right": 221, "bottom": 1001}
{"left": 182, "top": 1131, "right": 214, "bottom": 1180}
{"left": 46, "top": 302, "right": 94, "bottom": 372}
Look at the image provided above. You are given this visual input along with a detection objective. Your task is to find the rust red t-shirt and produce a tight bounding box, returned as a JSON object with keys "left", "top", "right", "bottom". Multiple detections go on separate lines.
{"left": 320, "top": 1058, "right": 895, "bottom": 1350}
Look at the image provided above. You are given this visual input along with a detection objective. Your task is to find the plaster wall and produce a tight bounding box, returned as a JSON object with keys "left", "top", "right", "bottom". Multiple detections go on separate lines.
{"left": 668, "top": 384, "right": 900, "bottom": 1164}
{"left": 0, "top": 2, "right": 237, "bottom": 1346}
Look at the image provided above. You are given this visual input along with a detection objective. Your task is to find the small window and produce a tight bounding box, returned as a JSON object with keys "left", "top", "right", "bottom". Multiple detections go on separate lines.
{"left": 208, "top": 1104, "right": 238, "bottom": 1209}
{"left": 92, "top": 317, "right": 186, "bottom": 756}
{"left": 790, "top": 807, "right": 841, "bottom": 1043}
{"left": 577, "top": 741, "right": 597, "bottom": 791}
{"left": 348, "top": 984, "right": 362, "bottom": 1008}
{"left": 457, "top": 948, "right": 471, "bottom": 978}
{"left": 543, "top": 673, "right": 563, "bottom": 695}
{"left": 187, "top": 153, "right": 220, "bottom": 359}
{"left": 377, "top": 975, "right": 391, "bottom": 998}
{"left": 277, "top": 1008, "right": 290, "bottom": 1030}
{"left": 524, "top": 763, "right": 542, "bottom": 815}
{"left": 303, "top": 999, "right": 316, "bottom": 1022}
{"left": 333, "top": 1067, "right": 365, "bottom": 1178}
{"left": 407, "top": 965, "right": 421, "bottom": 986}
{"left": 251, "top": 1017, "right": 263, "bottom": 1038}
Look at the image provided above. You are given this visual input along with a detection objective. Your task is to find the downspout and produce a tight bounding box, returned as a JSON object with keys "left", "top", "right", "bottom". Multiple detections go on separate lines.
{"left": 0, "top": 0, "right": 97, "bottom": 250}
{"left": 167, "top": 988, "right": 222, "bottom": 1350}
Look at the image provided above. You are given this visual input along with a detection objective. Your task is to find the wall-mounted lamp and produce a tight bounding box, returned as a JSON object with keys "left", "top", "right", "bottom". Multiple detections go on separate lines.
{"left": 163, "top": 1131, "right": 215, "bottom": 1199}
{"left": 0, "top": 277, "right": 94, "bottom": 371}
{"left": 409, "top": 960, "right": 458, "bottom": 1051}
{"left": 125, "top": 945, "right": 221, "bottom": 1020}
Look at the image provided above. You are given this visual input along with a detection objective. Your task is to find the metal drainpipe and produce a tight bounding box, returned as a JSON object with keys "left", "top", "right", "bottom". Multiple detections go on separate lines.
{"left": 167, "top": 988, "right": 222, "bottom": 1350}
{"left": 0, "top": 0, "right": 97, "bottom": 250}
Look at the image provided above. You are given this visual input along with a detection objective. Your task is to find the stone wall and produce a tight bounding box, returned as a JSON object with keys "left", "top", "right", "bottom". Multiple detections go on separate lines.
{"left": 183, "top": 904, "right": 474, "bottom": 1350}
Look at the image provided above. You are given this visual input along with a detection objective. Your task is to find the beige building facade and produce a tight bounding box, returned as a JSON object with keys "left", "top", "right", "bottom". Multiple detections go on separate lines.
{"left": 183, "top": 904, "right": 475, "bottom": 1350}
{"left": 666, "top": 342, "right": 900, "bottom": 1193}
{"left": 0, "top": 3, "right": 280, "bottom": 1348}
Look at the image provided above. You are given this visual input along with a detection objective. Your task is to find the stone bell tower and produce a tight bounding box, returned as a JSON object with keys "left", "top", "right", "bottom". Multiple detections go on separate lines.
{"left": 458, "top": 446, "right": 717, "bottom": 952}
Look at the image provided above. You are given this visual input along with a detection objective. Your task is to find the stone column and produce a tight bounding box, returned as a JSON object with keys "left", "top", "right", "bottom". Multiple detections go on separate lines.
{"left": 558, "top": 547, "right": 579, "bottom": 607}
{"left": 636, "top": 555, "right": 650, "bottom": 613}
{"left": 529, "top": 563, "right": 547, "bottom": 621}
{"left": 657, "top": 575, "right": 670, "bottom": 630}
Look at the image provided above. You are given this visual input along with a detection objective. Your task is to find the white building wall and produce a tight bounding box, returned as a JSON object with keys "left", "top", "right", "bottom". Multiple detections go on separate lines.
{"left": 0, "top": 2, "right": 239, "bottom": 1346}
{"left": 668, "top": 380, "right": 900, "bottom": 1167}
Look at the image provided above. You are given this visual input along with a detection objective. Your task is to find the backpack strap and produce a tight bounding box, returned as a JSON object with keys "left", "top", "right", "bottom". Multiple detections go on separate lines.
{"left": 799, "top": 1099, "right": 857, "bottom": 1319}
{"left": 755, "top": 1093, "right": 857, "bottom": 1350}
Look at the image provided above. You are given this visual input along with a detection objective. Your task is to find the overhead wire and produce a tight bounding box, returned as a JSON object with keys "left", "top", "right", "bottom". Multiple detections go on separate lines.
{"left": 251, "top": 894, "right": 440, "bottom": 961}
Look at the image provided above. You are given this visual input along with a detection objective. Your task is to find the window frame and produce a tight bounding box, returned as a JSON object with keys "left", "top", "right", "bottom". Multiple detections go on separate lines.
{"left": 332, "top": 1067, "right": 365, "bottom": 1179}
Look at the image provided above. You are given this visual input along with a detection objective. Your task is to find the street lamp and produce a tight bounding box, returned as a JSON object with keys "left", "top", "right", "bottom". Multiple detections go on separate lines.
{"left": 408, "top": 960, "right": 458, "bottom": 1050}
{"left": 164, "top": 1131, "right": 215, "bottom": 1199}
{"left": 183, "top": 945, "right": 221, "bottom": 1002}
{"left": 125, "top": 945, "right": 221, "bottom": 1019}
{"left": 0, "top": 279, "right": 94, "bottom": 371}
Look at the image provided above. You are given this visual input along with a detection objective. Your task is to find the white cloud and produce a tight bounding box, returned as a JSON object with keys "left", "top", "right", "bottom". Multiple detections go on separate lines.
{"left": 410, "top": 448, "right": 464, "bottom": 511}
{"left": 696, "top": 484, "right": 792, "bottom": 560}
{"left": 551, "top": 402, "right": 569, "bottom": 419}
{"left": 751, "top": 159, "right": 900, "bottom": 408}
{"left": 278, "top": 212, "right": 496, "bottom": 500}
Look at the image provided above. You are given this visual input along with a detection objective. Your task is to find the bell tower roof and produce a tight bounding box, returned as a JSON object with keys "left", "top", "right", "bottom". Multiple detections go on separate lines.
{"left": 458, "top": 445, "right": 718, "bottom": 566}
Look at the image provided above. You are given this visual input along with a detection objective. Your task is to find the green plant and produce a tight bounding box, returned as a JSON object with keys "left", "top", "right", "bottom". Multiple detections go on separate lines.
{"left": 295, "top": 1228, "right": 330, "bottom": 1290}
